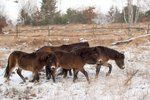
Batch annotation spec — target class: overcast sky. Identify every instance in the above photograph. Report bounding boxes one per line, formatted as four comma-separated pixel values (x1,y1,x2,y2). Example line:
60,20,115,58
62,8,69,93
56,0,126,13
0,0,147,25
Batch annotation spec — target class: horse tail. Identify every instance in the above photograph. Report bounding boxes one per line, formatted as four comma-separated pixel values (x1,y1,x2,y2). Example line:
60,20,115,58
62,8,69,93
4,51,18,78
4,62,10,78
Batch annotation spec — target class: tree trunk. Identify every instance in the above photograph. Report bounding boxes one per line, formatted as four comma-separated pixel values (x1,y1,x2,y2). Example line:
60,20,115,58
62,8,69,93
134,0,140,23
128,0,133,25
123,9,128,23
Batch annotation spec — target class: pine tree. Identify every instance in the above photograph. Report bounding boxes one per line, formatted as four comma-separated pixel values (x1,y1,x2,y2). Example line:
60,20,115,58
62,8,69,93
40,0,57,25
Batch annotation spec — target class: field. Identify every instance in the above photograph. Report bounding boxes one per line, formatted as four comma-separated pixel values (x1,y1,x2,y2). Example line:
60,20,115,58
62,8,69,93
0,24,150,100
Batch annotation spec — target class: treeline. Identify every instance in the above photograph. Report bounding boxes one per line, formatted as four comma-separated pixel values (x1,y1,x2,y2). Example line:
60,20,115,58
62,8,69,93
20,0,150,25
21,0,96,25
106,5,150,23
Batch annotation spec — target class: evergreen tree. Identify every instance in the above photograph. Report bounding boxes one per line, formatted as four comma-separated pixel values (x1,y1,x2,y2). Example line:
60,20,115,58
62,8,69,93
40,0,57,25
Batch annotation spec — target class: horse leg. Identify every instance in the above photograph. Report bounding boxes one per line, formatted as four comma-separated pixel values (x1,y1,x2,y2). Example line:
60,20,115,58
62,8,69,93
46,66,51,80
103,63,112,76
50,68,56,82
73,69,78,82
95,64,101,78
69,69,72,76
80,69,90,83
57,68,64,76
63,69,68,78
16,68,26,82
63,69,72,77
30,72,39,82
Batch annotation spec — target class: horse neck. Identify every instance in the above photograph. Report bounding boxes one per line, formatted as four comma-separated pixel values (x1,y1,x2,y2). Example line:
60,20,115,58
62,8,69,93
98,46,119,60
52,46,62,51
55,51,63,58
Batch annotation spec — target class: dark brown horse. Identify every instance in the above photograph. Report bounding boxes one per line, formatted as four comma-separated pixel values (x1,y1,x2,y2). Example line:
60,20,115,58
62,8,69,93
48,50,92,83
4,51,56,82
36,42,89,79
72,46,125,78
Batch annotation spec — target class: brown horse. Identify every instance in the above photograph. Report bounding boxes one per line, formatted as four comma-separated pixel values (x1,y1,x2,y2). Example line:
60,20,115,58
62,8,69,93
4,51,56,82
48,50,93,83
36,42,89,79
72,46,125,78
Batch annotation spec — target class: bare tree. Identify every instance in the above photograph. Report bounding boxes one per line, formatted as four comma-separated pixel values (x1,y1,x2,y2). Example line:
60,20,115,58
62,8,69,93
127,0,134,25
0,3,7,34
19,0,40,24
134,0,140,23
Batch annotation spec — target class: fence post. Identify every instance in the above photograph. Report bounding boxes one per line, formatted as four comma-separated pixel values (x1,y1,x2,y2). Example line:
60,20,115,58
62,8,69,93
92,24,97,43
48,26,50,36
15,25,19,39
147,24,150,34
47,26,53,45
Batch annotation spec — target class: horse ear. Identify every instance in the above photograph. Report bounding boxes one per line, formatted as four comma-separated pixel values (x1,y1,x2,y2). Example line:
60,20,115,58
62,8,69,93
121,51,125,54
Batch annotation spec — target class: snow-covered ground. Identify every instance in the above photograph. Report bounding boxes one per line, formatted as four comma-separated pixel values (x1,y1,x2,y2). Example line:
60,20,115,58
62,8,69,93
0,44,149,100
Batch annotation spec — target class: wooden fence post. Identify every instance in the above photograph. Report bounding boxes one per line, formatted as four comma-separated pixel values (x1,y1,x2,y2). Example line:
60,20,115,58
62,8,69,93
15,25,19,39
147,24,150,34
48,26,50,36
92,24,97,42
47,26,53,45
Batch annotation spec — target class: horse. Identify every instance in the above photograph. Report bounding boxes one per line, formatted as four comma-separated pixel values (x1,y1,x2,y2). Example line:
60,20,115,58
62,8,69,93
72,46,125,78
48,50,96,83
4,51,56,82
36,42,89,79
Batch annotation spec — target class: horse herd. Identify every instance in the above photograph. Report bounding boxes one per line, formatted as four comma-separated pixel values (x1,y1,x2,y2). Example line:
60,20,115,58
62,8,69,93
4,42,125,83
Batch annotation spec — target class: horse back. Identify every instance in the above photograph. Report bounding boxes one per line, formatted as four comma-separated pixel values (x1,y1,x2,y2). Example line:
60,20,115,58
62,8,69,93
36,46,59,53
61,42,89,52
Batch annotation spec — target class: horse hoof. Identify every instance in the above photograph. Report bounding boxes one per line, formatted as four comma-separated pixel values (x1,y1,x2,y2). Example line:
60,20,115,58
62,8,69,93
23,80,26,82
34,80,39,83
46,75,51,80
63,76,67,79
46,77,50,80
29,80,34,82
53,80,56,83
106,73,110,76
20,81,25,84
95,75,98,79
4,79,9,83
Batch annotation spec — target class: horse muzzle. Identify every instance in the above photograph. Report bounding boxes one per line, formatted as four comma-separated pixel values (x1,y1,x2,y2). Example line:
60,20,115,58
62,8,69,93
121,66,125,69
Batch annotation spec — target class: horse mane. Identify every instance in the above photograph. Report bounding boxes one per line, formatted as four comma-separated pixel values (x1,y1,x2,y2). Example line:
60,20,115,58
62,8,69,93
61,42,89,50
72,47,97,59
96,46,124,59
61,42,89,47
11,51,36,58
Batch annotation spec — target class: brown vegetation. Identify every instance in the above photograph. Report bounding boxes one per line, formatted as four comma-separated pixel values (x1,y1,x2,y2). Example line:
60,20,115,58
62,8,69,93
0,17,7,34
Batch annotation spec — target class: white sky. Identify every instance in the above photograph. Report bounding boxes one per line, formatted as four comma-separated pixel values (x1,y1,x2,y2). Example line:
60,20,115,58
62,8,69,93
0,0,20,25
0,0,148,25
56,0,126,13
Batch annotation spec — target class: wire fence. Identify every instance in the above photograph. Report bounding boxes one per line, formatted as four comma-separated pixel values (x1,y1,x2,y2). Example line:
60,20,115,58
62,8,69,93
1,24,150,38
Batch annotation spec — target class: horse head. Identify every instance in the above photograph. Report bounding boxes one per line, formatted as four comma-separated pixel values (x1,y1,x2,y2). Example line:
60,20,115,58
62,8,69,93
115,53,125,69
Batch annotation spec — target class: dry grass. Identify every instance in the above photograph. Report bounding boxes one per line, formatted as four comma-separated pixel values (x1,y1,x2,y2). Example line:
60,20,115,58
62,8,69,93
1,23,149,51
124,69,139,86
